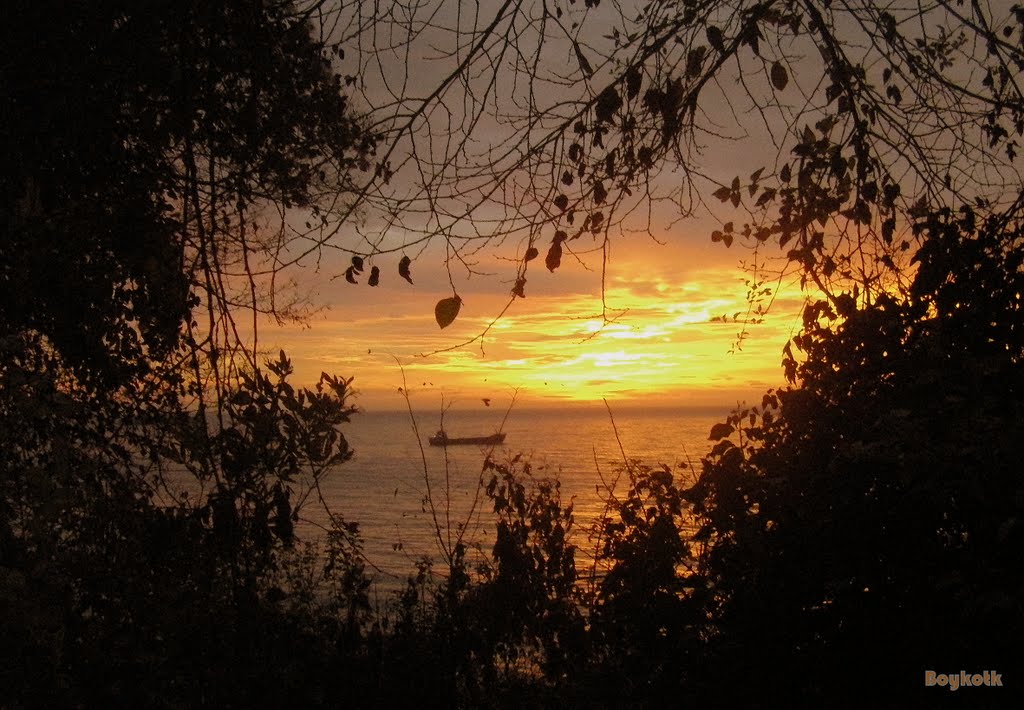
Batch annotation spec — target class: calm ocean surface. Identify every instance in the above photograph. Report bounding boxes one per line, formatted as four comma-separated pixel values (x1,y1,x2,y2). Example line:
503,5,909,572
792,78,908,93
302,403,731,593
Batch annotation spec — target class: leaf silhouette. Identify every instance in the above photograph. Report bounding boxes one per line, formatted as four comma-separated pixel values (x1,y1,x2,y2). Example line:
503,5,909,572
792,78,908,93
756,187,776,207
398,255,413,284
572,40,593,77
708,422,734,440
625,66,642,99
345,266,358,284
685,46,706,77
706,26,725,52
351,255,364,273
595,85,622,124
546,240,563,272
512,277,526,298
770,61,788,91
434,295,462,329
368,265,380,286
524,247,539,262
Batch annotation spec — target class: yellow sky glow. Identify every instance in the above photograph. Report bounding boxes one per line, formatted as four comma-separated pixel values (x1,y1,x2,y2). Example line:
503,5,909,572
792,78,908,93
262,233,806,411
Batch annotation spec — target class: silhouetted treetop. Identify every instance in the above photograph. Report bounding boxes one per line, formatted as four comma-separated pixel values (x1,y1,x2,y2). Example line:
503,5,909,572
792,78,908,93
334,0,1024,324
2,0,377,385
688,206,1024,704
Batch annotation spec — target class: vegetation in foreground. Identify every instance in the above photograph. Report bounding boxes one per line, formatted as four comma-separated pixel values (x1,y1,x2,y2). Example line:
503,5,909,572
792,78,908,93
4,206,1021,707
3,1,1023,707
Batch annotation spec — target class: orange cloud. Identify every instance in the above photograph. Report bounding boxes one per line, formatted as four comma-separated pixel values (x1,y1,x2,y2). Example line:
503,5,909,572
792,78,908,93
261,234,805,410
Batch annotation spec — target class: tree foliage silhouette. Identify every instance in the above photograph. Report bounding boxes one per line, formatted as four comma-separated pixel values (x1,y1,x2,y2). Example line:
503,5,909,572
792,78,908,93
335,0,1024,325
4,0,1024,706
1,2,379,705
690,206,1024,706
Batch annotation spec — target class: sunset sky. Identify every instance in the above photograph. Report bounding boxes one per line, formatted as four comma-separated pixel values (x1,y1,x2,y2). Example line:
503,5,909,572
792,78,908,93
266,223,805,412
258,0,818,412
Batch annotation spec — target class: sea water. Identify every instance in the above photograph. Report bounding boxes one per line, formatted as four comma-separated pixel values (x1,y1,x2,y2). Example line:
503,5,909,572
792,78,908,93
301,403,731,593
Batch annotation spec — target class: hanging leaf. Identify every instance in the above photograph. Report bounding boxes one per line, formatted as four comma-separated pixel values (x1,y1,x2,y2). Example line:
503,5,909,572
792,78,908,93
883,182,901,205
546,239,564,272
685,46,707,77
351,255,364,273
625,65,642,99
756,187,776,207
345,266,358,284
770,61,789,91
706,26,725,52
398,255,413,284
512,277,526,298
593,181,608,204
434,295,462,329
572,40,594,77
554,194,569,211
881,217,895,244
525,247,539,262
595,85,623,124
744,24,762,55
368,265,380,286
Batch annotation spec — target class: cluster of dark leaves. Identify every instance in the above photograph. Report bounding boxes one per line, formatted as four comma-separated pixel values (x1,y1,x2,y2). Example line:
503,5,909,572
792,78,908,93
544,1,1024,308
1,0,377,389
357,454,708,708
1,1,381,707
689,206,1024,707
0,341,375,708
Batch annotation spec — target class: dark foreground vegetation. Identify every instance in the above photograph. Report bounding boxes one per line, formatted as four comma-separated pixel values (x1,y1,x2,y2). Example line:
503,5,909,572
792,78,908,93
3,1,1024,707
